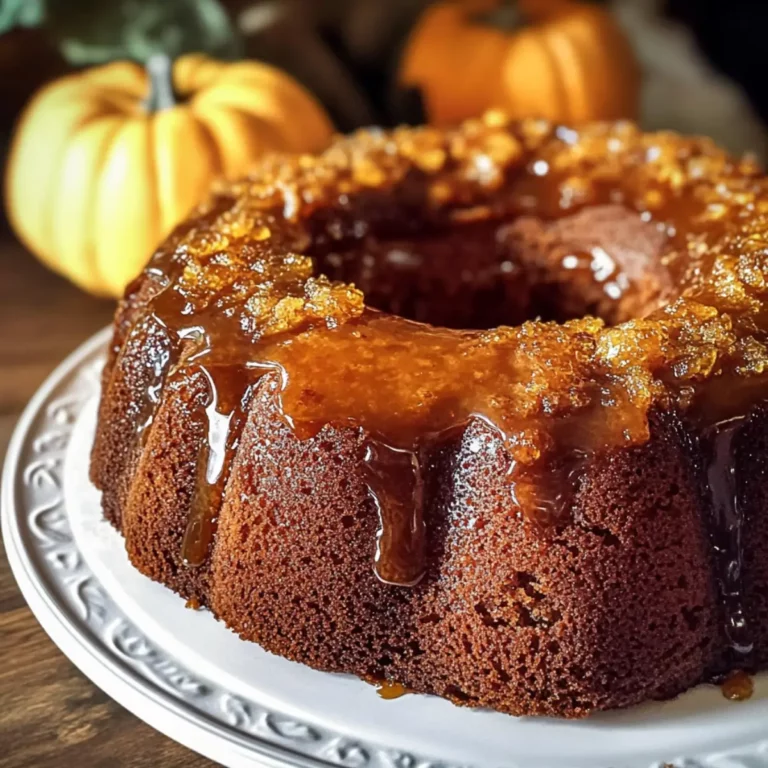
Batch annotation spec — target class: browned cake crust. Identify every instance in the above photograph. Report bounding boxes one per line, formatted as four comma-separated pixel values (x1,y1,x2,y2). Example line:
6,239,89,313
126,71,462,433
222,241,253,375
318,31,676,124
91,114,768,717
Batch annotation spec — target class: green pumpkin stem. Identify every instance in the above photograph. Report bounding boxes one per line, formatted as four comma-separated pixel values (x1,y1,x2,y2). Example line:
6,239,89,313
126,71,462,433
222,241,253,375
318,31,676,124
477,0,525,30
144,54,177,112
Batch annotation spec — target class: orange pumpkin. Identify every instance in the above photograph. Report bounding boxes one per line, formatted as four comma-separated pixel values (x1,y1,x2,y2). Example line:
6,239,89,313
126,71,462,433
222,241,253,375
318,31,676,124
399,0,640,126
5,53,334,298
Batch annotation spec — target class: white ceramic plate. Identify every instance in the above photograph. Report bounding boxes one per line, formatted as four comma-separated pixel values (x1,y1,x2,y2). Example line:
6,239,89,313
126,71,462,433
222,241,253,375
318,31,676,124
4,328,768,768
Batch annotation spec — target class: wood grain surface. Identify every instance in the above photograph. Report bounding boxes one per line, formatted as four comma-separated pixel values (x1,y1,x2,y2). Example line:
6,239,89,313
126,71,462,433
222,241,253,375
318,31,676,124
0,227,215,767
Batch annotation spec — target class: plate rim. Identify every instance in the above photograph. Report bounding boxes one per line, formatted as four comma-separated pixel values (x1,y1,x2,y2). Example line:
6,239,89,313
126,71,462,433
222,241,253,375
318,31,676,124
4,327,768,768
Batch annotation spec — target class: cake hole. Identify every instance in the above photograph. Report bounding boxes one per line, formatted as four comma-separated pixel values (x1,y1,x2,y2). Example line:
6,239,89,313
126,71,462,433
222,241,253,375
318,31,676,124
310,206,670,330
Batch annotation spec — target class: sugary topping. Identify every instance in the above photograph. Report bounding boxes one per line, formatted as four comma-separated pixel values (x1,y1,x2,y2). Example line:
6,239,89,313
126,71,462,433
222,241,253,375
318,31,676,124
134,113,768,585
148,113,768,428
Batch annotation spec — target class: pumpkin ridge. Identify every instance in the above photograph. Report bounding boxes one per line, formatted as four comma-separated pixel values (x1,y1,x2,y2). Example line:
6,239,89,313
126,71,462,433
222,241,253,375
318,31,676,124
191,114,226,181
214,69,333,151
192,89,288,145
539,29,573,122
54,115,125,296
151,111,220,240
171,54,216,95
193,86,311,155
87,116,129,294
40,108,117,269
7,88,105,266
95,118,160,297
80,60,146,98
193,106,280,178
564,10,610,119
551,22,590,121
181,55,226,94
583,11,639,118
143,118,161,296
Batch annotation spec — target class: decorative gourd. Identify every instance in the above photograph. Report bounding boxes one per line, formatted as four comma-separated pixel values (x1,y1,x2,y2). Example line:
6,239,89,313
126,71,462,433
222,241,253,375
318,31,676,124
5,53,334,297
399,0,639,126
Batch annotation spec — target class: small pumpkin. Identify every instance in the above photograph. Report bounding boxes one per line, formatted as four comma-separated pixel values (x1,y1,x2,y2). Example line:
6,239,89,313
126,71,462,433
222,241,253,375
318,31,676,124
5,53,334,297
398,0,639,126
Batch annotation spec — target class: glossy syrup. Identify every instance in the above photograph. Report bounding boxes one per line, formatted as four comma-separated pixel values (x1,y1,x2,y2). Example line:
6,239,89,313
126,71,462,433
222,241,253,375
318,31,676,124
375,681,410,700
181,364,256,567
721,670,754,701
703,417,753,659
363,441,426,586
134,315,175,446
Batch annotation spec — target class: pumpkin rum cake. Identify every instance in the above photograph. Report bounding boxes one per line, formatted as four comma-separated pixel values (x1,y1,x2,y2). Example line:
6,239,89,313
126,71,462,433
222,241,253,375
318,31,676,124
92,114,768,717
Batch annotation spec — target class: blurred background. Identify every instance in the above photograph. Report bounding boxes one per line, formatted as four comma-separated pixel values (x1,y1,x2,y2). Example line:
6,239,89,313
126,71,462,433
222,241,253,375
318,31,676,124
3,0,768,303
3,0,768,306
2,1,768,765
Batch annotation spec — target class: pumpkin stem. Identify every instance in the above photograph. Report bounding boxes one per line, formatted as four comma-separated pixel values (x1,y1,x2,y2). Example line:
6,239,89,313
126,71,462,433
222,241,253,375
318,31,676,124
143,54,177,112
475,2,525,31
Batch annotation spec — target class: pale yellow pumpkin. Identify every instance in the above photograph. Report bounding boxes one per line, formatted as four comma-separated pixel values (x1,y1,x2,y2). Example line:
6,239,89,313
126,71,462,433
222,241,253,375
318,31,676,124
399,0,640,127
5,53,334,297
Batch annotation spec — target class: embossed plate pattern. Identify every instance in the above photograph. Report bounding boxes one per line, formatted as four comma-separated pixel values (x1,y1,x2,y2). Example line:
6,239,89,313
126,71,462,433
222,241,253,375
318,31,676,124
4,328,768,768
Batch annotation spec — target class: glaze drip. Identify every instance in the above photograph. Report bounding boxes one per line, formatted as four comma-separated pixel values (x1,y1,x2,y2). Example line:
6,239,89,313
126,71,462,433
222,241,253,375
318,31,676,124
126,313,175,446
375,681,410,700
508,451,587,527
703,417,753,658
721,670,754,701
181,364,256,567
364,441,426,586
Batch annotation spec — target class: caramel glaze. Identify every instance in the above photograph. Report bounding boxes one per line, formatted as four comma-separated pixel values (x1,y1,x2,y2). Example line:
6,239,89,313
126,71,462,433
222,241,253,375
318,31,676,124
124,114,768,622
702,418,753,659
180,365,256,567
721,670,754,701
375,681,410,700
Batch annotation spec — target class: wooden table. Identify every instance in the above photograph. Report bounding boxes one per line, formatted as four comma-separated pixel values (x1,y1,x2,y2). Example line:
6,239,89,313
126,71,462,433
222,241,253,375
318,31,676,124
0,227,214,767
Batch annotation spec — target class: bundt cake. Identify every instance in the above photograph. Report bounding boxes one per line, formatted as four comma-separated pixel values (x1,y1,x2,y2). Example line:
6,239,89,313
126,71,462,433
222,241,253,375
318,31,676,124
90,113,768,718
